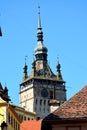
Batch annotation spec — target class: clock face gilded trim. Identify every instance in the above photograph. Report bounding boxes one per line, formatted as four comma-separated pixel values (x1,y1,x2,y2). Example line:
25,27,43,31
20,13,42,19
41,88,48,97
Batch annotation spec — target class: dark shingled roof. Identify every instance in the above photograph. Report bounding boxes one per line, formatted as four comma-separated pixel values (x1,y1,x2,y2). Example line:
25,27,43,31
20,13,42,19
44,85,87,121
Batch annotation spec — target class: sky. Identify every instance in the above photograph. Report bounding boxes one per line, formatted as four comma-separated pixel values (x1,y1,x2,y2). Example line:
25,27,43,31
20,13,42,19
0,0,87,105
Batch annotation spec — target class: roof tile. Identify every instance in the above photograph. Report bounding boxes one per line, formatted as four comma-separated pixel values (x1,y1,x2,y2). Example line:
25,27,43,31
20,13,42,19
20,120,42,130
44,85,87,120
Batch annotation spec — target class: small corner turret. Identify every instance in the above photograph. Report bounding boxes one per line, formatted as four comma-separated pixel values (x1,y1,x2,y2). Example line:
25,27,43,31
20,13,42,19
22,56,28,81
56,61,64,81
0,82,10,103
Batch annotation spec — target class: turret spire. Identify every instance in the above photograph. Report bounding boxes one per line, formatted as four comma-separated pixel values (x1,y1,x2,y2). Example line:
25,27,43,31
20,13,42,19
56,59,64,81
23,56,28,80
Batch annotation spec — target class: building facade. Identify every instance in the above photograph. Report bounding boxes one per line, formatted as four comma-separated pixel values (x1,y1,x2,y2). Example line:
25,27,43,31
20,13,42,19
19,6,66,119
0,82,36,130
0,98,21,130
10,103,36,121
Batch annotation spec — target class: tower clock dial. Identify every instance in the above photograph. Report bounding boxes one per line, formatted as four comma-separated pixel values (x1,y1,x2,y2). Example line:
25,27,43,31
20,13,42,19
41,88,48,97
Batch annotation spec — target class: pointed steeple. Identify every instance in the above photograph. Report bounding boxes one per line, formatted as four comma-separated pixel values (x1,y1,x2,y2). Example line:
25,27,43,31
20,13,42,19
23,56,28,80
37,4,43,42
35,5,48,61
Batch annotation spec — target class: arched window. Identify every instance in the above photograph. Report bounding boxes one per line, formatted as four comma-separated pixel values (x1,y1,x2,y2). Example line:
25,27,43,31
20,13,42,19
36,99,37,104
44,100,46,105
40,99,42,105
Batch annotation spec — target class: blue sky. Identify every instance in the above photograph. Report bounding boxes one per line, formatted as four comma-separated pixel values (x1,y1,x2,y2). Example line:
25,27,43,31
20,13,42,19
0,0,87,105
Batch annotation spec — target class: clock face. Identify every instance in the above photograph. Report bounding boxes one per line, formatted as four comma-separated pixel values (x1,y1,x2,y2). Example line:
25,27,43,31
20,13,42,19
41,88,48,97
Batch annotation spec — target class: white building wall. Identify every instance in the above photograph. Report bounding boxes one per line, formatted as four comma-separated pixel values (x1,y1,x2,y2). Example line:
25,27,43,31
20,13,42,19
20,80,66,118
20,84,34,109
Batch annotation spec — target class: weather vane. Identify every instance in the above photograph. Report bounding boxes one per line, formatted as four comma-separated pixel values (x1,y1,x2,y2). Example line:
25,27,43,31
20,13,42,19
25,56,28,63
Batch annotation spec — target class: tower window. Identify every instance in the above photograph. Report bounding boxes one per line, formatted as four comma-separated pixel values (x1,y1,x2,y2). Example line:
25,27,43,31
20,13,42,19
48,100,50,105
36,99,37,104
43,108,45,112
40,99,42,105
50,91,53,99
44,100,46,105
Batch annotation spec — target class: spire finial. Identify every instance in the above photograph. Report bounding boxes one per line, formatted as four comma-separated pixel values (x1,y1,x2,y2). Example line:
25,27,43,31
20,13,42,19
25,56,27,64
38,3,40,14
57,56,59,64
38,3,41,29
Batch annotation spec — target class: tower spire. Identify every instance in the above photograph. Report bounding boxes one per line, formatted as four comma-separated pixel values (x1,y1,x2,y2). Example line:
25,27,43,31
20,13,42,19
35,4,48,61
37,4,43,42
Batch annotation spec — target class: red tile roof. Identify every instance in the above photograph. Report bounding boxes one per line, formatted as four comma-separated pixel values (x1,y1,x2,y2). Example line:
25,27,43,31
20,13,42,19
20,120,42,130
44,85,87,120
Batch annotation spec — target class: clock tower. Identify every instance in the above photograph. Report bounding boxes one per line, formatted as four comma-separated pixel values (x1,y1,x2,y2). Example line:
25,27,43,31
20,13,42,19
19,6,66,119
